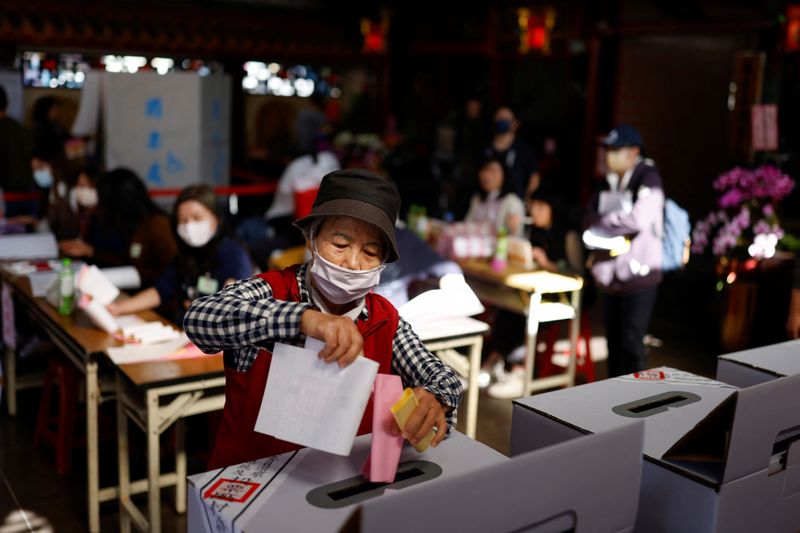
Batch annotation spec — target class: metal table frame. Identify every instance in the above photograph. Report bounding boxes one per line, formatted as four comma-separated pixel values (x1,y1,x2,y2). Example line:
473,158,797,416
116,373,225,533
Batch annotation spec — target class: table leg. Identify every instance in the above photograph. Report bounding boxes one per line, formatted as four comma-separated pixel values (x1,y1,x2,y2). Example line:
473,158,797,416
524,293,542,397
4,346,15,416
566,290,581,387
146,390,161,532
465,337,482,439
86,361,100,533
117,375,131,533
175,417,187,513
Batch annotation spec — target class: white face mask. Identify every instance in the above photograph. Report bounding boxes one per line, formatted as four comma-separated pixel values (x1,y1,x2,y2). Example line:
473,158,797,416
33,168,53,188
309,244,384,305
177,219,215,248
73,186,98,208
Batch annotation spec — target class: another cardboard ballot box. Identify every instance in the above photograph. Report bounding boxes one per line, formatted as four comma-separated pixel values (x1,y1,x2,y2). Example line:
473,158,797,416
187,432,506,533
511,367,800,533
716,339,800,387
343,422,645,533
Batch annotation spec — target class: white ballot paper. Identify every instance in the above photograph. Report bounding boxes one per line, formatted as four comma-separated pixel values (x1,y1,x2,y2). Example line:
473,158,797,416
254,340,378,456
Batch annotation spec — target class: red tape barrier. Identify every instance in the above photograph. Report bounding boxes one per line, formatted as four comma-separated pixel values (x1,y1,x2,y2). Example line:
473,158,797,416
3,183,276,203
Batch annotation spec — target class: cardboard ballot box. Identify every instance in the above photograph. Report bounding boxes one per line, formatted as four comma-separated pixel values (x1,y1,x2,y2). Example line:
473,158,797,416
716,339,800,387
343,422,644,533
187,432,506,533
511,368,800,533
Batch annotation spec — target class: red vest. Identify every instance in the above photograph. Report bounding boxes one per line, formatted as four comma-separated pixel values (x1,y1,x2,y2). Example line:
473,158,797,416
208,267,399,469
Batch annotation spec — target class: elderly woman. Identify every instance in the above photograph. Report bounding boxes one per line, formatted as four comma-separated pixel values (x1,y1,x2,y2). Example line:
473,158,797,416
184,169,462,468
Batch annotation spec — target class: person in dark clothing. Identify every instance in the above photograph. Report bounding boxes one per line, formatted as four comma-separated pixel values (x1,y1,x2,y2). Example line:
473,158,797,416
108,184,253,324
60,168,177,287
0,86,36,217
31,96,68,164
482,105,540,199
584,124,664,376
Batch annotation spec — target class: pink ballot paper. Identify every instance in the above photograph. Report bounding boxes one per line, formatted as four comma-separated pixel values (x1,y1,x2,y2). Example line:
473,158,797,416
362,374,404,483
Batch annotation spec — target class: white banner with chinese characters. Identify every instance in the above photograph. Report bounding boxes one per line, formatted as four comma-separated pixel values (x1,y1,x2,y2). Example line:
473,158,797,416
103,71,231,189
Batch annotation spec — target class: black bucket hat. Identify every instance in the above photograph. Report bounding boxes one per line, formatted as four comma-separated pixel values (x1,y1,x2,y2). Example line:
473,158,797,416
293,169,401,262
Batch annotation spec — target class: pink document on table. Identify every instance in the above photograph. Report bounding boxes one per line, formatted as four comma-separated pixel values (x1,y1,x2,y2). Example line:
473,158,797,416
363,373,404,483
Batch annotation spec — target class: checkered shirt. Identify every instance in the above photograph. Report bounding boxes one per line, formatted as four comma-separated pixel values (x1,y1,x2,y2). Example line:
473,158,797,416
183,263,463,432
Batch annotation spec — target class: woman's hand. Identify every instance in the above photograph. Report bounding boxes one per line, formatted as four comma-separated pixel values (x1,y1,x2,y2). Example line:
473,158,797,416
532,246,552,270
390,387,447,447
300,309,364,367
60,239,94,258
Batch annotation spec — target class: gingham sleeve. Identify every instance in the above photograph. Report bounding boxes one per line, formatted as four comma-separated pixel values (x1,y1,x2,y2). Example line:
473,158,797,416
183,276,312,371
391,318,464,433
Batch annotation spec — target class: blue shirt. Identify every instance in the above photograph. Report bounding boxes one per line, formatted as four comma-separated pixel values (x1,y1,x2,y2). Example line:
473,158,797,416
155,237,253,323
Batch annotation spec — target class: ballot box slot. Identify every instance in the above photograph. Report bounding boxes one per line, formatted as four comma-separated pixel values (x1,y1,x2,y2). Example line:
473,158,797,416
306,460,443,509
612,391,701,418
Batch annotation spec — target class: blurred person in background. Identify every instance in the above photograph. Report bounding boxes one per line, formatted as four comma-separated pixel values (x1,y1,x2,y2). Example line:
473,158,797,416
0,86,37,218
60,168,177,287
464,157,525,237
483,105,540,199
237,137,340,269
108,184,252,324
584,124,664,377
48,163,99,241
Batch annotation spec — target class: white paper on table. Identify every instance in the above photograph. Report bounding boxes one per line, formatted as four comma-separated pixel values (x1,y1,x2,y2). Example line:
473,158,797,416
82,300,119,334
254,341,378,456
598,191,632,215
99,266,141,290
398,273,484,323
106,333,190,365
77,265,120,305
0,233,58,260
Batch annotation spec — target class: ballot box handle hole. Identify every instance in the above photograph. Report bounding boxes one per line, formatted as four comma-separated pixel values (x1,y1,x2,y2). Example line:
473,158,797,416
769,424,800,476
612,391,701,418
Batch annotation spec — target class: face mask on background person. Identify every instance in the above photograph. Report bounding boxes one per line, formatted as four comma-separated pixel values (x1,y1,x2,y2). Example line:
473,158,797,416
177,219,215,248
33,168,54,188
495,119,512,134
73,186,98,208
309,243,385,305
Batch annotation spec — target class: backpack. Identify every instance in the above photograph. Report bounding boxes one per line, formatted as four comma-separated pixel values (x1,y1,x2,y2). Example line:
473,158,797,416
662,198,691,272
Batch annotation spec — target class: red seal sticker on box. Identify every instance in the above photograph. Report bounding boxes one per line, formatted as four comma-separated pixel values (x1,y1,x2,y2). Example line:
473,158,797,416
203,478,261,503
632,370,666,380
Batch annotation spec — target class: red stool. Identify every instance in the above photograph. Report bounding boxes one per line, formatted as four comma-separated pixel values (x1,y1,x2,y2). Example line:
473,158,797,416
33,356,82,475
534,311,596,383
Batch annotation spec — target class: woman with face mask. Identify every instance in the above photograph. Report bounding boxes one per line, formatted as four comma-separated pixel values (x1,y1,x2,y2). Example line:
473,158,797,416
183,169,462,469
60,168,177,288
107,184,253,324
49,164,99,242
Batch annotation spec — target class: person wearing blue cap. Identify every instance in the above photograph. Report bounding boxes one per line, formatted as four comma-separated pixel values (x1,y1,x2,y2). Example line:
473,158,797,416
584,124,664,376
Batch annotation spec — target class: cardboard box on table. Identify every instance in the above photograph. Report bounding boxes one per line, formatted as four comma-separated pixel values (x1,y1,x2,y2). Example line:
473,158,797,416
716,340,800,387
343,422,645,533
511,367,800,533
187,432,506,533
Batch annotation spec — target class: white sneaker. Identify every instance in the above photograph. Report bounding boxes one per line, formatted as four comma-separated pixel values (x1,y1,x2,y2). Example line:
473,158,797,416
487,367,527,399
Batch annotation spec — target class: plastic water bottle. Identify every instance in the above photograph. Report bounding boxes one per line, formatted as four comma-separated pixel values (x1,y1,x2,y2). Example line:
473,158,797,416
491,227,508,272
58,258,75,315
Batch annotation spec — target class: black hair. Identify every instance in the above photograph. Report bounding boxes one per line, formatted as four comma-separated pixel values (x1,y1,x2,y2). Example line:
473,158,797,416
32,96,59,126
477,156,517,200
0,86,7,112
96,168,163,236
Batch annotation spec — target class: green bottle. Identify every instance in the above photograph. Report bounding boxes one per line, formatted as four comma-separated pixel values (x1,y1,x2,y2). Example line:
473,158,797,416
58,258,75,315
